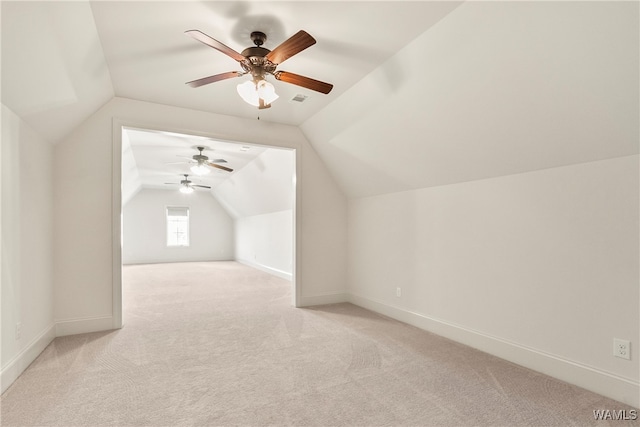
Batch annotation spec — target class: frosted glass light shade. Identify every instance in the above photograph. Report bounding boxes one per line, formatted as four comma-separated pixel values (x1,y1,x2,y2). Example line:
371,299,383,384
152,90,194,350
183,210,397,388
257,80,279,104
190,163,210,175
179,185,194,194
236,80,259,106
236,79,279,106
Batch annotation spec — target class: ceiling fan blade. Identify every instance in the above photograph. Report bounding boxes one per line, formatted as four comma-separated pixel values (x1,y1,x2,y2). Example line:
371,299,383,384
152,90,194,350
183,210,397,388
186,71,242,88
265,30,316,65
192,185,212,189
185,30,245,62
209,159,228,163
164,183,178,185
207,162,233,172
274,71,333,94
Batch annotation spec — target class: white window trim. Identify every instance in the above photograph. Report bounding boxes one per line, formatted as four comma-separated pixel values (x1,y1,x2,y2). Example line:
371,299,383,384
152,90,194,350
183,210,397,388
166,206,190,247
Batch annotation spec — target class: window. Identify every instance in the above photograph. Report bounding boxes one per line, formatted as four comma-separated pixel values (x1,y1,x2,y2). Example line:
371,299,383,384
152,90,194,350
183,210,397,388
166,206,189,247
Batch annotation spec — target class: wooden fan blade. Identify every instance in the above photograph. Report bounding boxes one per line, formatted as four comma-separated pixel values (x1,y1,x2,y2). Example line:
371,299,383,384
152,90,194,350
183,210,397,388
186,71,242,88
274,71,333,94
207,162,233,172
185,30,245,62
192,185,212,189
265,30,316,65
209,159,228,163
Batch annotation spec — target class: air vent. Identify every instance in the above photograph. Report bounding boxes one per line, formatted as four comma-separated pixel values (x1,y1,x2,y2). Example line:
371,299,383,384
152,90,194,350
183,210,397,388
291,94,309,103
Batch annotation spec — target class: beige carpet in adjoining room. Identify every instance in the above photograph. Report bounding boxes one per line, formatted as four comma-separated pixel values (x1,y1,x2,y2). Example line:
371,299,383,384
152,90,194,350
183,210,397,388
1,261,635,426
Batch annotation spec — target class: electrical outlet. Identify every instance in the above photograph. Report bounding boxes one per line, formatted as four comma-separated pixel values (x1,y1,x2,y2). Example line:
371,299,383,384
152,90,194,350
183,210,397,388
396,287,401,297
15,322,22,340
613,338,631,360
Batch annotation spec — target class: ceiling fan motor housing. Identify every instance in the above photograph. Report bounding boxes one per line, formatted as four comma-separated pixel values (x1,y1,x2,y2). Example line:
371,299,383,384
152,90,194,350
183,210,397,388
193,147,209,163
240,52,276,79
242,31,270,61
241,46,270,58
240,31,278,80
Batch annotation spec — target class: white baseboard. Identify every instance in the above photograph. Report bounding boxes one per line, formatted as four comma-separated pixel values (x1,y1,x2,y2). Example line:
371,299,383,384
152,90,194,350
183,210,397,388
299,292,348,307
1,324,55,394
236,259,293,281
55,316,114,337
348,292,640,408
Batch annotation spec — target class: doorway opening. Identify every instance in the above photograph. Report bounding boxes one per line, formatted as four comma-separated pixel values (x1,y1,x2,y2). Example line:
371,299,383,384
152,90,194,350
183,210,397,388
112,124,298,328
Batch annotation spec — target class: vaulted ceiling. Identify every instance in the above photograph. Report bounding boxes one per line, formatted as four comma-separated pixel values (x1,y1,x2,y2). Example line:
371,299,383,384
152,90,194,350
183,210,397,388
2,1,461,140
2,1,638,200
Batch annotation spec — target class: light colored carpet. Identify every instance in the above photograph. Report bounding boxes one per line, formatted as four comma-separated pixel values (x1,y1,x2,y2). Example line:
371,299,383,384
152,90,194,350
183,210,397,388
1,261,636,426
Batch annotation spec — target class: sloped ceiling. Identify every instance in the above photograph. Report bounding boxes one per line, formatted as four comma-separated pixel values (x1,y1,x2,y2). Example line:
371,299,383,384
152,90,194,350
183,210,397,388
213,148,294,219
2,1,638,202
302,1,639,198
89,1,462,127
2,1,462,141
1,1,113,144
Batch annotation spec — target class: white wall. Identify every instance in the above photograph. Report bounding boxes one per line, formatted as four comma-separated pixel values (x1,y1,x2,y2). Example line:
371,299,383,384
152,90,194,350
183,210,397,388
121,129,142,206
122,189,233,265
1,105,55,392
348,155,639,406
53,97,347,333
235,210,293,280
214,148,294,280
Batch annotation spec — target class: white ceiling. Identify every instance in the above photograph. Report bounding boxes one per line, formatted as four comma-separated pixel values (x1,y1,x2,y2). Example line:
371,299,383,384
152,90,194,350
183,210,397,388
1,1,113,144
1,0,462,194
2,1,638,200
89,1,462,126
123,127,268,190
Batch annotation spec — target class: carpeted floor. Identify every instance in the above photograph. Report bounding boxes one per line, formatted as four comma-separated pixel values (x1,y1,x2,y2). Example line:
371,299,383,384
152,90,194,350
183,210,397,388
0,261,636,426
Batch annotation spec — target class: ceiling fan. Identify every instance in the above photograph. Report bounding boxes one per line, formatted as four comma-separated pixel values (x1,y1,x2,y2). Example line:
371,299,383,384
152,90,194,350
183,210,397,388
185,29,333,109
165,174,211,194
170,146,234,175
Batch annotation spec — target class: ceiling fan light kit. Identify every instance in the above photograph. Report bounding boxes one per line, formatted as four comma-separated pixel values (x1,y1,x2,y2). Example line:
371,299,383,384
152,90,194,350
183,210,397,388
167,174,212,194
179,185,194,194
167,146,234,194
185,29,333,109
236,79,279,108
190,163,210,175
